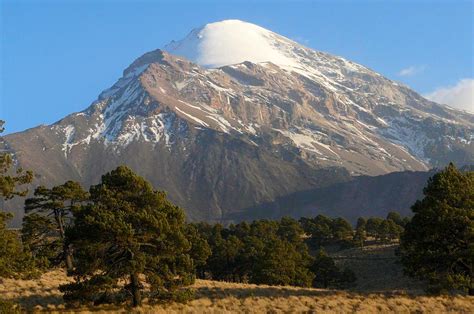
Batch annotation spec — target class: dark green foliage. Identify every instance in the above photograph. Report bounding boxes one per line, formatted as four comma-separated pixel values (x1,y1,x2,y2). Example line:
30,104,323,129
400,163,474,295
353,227,366,248
356,217,367,230
310,249,356,289
300,215,333,247
331,217,353,242
338,267,357,288
251,236,313,287
378,219,403,243
60,166,195,307
251,218,314,287
0,212,39,279
401,217,411,227
0,121,33,200
21,213,60,269
386,212,403,226
196,217,314,287
299,215,353,249
365,217,384,239
185,224,211,279
360,214,406,244
0,121,37,279
23,181,88,271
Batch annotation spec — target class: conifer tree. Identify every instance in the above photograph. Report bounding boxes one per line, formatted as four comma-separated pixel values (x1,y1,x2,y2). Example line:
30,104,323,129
23,181,88,272
310,249,356,289
400,163,473,294
386,212,403,226
0,120,35,279
0,121,33,200
0,212,38,278
353,226,366,248
60,166,195,307
184,224,211,279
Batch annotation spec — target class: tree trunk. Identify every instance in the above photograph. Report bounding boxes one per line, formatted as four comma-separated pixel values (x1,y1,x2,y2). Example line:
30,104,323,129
65,244,74,274
55,210,65,239
469,287,473,296
130,273,142,307
55,211,74,273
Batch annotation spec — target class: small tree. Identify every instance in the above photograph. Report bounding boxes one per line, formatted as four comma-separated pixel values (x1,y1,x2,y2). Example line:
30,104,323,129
331,217,353,241
353,227,366,248
365,217,383,240
310,249,338,288
310,249,356,289
400,163,473,295
60,166,195,307
386,212,403,226
184,224,211,279
251,236,314,287
300,215,333,248
356,217,367,230
23,181,88,272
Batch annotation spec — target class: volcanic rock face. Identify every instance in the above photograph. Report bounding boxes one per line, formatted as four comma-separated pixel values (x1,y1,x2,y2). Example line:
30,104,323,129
3,20,474,224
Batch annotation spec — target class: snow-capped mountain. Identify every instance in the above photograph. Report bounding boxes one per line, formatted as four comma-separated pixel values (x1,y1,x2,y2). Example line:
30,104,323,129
4,20,474,224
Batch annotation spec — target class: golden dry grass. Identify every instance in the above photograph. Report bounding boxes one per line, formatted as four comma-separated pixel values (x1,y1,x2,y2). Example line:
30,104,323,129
1,269,473,313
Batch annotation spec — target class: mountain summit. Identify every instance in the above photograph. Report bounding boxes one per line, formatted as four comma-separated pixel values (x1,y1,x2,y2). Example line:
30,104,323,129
4,20,474,224
164,20,302,68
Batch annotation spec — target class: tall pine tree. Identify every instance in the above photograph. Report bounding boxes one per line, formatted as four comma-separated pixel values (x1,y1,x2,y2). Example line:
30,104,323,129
60,166,195,307
400,163,473,294
23,181,88,271
0,120,35,279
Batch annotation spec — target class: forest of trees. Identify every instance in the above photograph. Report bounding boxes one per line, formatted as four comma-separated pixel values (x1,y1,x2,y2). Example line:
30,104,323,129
0,119,473,308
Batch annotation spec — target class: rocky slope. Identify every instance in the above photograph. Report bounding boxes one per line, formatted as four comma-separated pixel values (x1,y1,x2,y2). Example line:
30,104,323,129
3,20,473,224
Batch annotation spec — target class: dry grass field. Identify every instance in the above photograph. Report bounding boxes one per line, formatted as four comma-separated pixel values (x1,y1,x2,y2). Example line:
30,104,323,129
1,244,473,313
2,269,474,313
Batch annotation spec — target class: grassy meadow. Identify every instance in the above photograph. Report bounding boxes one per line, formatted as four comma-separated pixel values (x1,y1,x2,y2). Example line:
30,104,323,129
2,244,473,313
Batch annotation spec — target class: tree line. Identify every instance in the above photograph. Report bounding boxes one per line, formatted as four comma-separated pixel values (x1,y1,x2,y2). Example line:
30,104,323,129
0,120,473,309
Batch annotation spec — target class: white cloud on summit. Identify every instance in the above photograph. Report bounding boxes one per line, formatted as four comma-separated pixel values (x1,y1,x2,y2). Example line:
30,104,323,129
398,65,426,77
424,78,474,113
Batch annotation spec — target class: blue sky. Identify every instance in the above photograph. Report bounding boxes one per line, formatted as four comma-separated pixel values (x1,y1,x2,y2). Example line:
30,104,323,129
1,0,473,134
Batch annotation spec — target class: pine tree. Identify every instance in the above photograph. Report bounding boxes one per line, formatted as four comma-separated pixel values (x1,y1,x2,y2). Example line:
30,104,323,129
0,120,36,279
184,224,211,279
310,249,356,289
386,212,403,226
310,249,340,288
331,217,353,241
0,121,33,200
400,163,474,294
356,217,367,230
23,181,88,272
300,215,333,248
60,166,195,307
247,219,314,287
0,212,38,279
365,217,383,240
353,227,366,248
